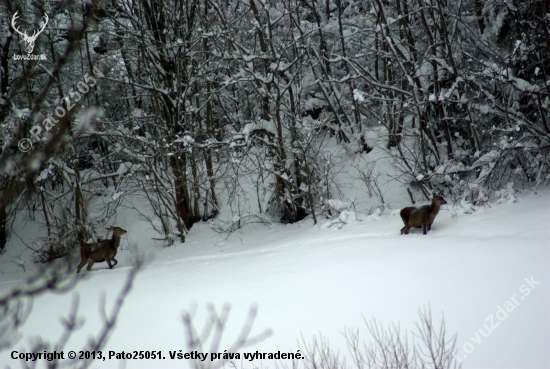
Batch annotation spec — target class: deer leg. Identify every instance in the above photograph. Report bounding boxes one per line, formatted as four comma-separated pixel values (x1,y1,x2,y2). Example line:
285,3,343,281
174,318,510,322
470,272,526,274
422,223,427,235
427,223,432,232
106,257,113,269
111,257,118,267
87,260,95,271
76,258,87,274
401,216,410,234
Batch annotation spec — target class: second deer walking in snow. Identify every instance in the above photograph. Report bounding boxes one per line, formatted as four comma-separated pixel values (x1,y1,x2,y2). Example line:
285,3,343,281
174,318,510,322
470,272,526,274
400,195,447,235
76,227,127,273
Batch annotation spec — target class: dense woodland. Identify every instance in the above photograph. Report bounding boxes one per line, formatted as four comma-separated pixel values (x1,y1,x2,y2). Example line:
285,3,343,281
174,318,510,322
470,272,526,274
0,0,549,258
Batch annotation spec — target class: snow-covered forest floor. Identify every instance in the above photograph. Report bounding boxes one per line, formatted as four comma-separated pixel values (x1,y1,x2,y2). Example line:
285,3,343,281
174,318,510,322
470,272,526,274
1,184,548,368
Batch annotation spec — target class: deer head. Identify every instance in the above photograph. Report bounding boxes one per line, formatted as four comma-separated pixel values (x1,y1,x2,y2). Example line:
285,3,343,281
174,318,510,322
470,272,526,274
11,11,49,54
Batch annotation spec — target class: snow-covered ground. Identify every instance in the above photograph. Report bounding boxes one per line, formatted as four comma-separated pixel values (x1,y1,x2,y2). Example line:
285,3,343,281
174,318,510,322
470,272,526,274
1,187,548,368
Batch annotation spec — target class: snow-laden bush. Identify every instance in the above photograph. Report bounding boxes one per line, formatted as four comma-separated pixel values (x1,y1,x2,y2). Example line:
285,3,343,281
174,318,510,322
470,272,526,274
301,306,461,369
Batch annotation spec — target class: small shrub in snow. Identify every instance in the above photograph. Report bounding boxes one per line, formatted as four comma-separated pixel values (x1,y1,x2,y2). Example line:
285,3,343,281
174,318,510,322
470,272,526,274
210,215,272,238
451,198,483,218
301,306,461,369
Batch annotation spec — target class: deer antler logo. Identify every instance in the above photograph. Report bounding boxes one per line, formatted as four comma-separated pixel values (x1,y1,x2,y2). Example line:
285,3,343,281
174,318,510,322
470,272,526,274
11,11,49,54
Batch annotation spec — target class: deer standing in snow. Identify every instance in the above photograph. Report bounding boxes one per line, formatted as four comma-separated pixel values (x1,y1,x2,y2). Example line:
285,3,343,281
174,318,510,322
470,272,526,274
76,227,127,273
400,195,447,235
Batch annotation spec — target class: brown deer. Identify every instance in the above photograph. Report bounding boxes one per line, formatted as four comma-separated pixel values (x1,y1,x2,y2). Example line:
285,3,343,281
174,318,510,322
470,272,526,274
400,195,447,235
76,227,127,273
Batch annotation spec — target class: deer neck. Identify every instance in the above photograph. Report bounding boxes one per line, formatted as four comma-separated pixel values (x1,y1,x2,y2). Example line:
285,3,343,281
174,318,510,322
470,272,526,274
111,234,122,249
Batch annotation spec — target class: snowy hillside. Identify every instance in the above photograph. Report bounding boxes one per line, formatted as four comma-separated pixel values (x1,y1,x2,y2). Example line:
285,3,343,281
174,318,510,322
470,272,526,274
1,187,548,369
